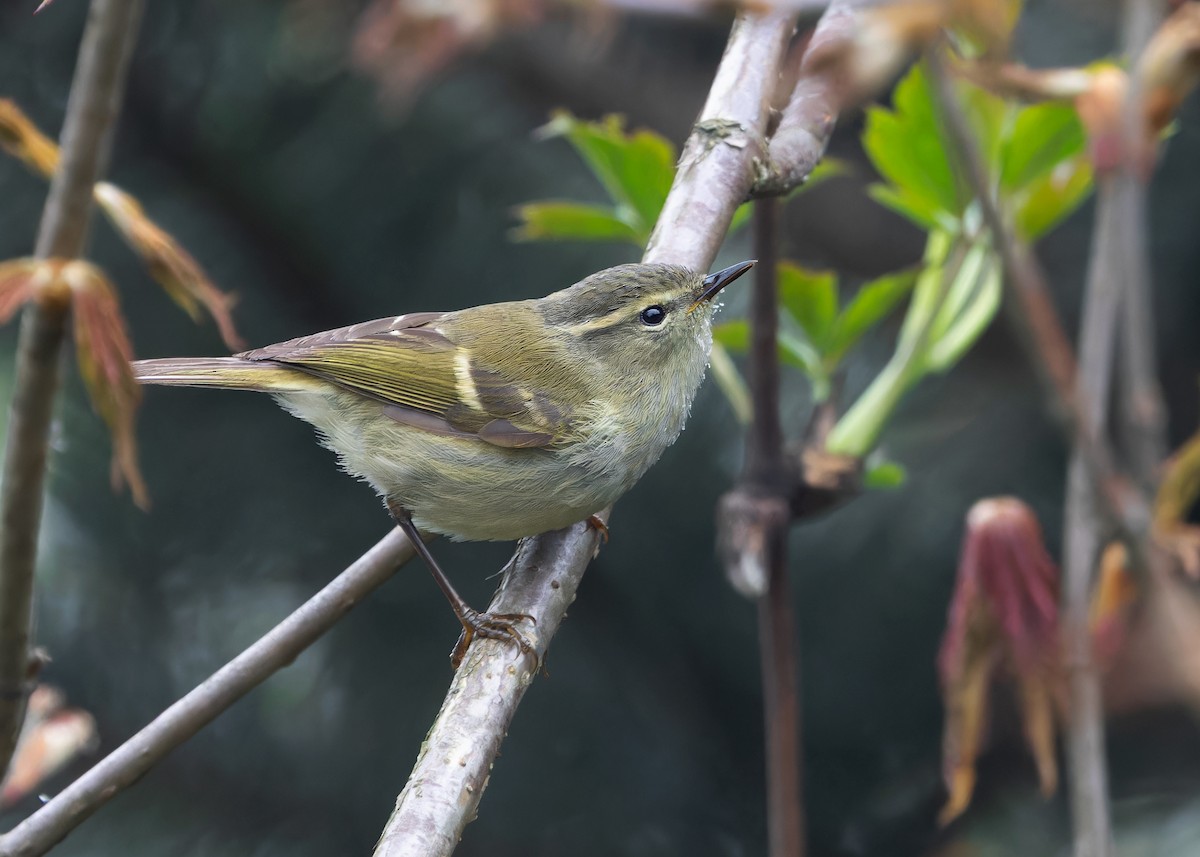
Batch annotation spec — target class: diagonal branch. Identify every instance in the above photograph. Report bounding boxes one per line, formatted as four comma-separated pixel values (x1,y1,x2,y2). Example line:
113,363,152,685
0,529,415,857
373,7,855,854
0,0,146,778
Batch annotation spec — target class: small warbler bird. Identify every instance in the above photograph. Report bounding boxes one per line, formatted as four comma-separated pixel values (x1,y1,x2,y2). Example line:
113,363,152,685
134,259,754,664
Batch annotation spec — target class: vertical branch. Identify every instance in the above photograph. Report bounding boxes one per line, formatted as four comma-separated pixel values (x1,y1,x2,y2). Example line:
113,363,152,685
1061,179,1121,857
1115,0,1170,485
750,199,806,857
0,0,145,776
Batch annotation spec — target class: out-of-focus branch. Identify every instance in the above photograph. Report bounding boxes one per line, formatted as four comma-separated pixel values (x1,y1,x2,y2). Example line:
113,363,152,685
752,0,853,197
0,529,415,857
376,8,821,854
1060,178,1121,857
1115,0,1170,486
925,54,1152,549
0,0,145,779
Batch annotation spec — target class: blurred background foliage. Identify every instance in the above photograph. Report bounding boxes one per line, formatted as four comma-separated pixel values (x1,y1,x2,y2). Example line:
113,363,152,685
2,1,1200,855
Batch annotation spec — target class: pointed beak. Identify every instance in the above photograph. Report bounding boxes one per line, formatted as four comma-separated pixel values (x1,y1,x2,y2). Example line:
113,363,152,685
690,260,756,311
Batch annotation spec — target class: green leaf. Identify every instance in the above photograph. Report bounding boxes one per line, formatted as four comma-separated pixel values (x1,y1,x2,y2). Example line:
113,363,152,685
1000,101,1087,191
866,184,942,230
537,112,676,242
862,64,961,223
778,263,838,353
864,460,907,490
827,268,918,364
1012,155,1094,240
511,201,640,244
712,319,749,352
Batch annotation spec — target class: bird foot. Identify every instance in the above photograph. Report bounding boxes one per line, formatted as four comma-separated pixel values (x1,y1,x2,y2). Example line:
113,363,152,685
586,514,609,543
450,606,538,671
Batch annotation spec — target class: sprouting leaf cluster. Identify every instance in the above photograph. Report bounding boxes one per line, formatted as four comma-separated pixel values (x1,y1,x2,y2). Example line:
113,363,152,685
516,64,1094,482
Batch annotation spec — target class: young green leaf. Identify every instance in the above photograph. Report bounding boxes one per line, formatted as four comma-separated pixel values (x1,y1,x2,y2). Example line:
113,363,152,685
536,112,676,241
712,319,750,352
1000,101,1087,191
864,460,907,490
1012,155,1094,240
827,269,918,364
511,201,640,244
778,264,838,353
863,64,961,225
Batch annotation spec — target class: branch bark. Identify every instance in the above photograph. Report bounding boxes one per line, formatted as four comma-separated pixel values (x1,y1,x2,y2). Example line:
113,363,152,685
0,528,415,857
749,199,806,857
374,7,856,854
0,0,145,777
1114,0,1170,486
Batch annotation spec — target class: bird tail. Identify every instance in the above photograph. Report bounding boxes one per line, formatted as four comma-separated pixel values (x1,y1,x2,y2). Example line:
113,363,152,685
132,357,322,393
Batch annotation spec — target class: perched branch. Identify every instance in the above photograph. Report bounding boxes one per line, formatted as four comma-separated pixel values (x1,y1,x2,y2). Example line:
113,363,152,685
0,529,415,857
373,525,598,856
0,0,145,778
376,7,846,853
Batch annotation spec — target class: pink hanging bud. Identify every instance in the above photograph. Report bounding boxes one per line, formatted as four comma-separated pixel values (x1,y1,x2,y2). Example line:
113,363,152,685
937,497,1062,825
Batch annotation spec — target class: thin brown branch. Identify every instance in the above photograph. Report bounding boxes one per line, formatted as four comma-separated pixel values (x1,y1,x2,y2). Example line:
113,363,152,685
925,53,1152,548
0,0,145,778
376,8,827,854
1115,0,1170,487
752,0,853,198
1061,177,1122,857
0,528,415,857
750,199,806,857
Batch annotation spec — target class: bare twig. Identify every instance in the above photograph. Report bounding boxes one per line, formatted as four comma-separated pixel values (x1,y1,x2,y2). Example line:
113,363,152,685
750,199,806,857
925,54,1152,550
377,9,820,853
1115,0,1170,486
0,529,415,857
752,0,853,198
1060,176,1122,857
0,0,145,777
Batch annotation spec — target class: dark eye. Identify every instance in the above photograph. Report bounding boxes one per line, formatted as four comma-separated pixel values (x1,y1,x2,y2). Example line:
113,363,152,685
640,305,666,326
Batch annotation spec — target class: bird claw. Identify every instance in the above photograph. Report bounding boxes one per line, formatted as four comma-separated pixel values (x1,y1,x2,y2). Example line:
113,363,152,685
450,607,539,671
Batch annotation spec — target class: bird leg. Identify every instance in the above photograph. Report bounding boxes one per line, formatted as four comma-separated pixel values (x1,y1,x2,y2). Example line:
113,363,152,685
388,502,537,670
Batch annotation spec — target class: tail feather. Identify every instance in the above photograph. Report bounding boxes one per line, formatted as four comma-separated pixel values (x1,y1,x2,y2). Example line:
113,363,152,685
132,357,322,393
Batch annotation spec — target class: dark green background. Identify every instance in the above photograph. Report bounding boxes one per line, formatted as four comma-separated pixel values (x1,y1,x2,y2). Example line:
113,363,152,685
2,2,1200,855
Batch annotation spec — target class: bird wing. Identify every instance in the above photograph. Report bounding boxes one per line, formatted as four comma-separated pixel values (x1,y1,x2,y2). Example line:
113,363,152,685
238,313,572,449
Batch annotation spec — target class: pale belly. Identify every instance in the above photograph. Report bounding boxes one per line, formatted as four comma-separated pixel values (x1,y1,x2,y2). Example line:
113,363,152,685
275,390,637,541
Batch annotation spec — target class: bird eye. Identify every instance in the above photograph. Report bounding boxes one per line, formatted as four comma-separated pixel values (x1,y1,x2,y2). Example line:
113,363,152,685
640,305,666,326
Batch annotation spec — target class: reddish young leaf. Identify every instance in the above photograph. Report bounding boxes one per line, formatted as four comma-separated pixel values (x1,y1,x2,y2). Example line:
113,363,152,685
93,183,243,351
62,261,149,509
0,99,59,178
0,685,98,808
